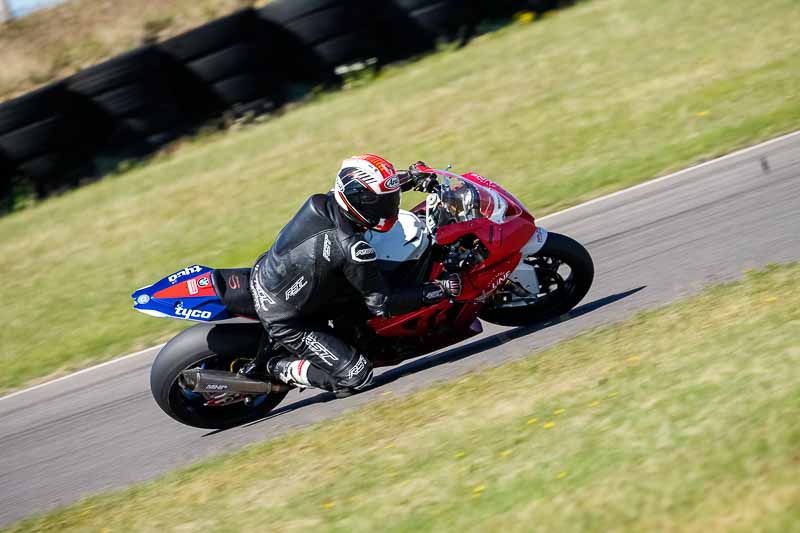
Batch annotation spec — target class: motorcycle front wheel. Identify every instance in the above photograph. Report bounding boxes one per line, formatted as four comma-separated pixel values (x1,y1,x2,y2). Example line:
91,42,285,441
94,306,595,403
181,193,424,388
150,323,288,429
479,232,594,327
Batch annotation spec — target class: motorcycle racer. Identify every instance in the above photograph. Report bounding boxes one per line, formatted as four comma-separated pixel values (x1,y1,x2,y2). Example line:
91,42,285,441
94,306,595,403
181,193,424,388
250,154,462,394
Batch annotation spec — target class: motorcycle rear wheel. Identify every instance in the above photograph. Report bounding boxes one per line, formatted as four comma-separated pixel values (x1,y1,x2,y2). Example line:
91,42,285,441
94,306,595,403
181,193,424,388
479,232,594,327
150,323,288,429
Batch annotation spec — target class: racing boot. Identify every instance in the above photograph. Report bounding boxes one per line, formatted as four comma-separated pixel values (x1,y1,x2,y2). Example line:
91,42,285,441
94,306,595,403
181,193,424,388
267,357,313,389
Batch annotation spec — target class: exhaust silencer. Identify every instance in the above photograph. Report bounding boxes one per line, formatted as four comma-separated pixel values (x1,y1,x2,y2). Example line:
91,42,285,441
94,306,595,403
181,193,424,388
180,368,272,395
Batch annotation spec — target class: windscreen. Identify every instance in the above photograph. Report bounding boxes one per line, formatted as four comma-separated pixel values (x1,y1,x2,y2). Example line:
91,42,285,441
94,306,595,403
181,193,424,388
439,176,509,224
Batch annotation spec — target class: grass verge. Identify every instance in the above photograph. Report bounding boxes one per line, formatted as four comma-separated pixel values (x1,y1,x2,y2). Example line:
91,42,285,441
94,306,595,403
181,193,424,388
6,263,800,532
1,0,799,392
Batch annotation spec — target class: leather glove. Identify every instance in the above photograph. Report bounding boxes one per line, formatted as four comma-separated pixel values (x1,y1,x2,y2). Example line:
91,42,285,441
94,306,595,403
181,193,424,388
421,273,462,304
437,272,463,297
408,161,438,193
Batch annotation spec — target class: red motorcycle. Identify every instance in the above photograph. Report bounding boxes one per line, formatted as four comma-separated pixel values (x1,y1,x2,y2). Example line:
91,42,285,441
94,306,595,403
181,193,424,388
134,166,594,428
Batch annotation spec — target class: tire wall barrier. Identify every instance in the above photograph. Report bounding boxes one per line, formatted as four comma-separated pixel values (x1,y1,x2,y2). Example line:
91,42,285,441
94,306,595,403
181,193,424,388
0,0,563,206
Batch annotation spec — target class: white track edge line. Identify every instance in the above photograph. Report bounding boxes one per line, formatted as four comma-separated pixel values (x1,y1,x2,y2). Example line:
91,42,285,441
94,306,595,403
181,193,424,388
537,129,800,222
3,129,798,402
0,344,165,402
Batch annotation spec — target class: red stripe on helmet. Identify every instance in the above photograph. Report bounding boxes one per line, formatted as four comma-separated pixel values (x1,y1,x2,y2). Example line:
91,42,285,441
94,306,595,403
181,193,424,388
354,154,395,179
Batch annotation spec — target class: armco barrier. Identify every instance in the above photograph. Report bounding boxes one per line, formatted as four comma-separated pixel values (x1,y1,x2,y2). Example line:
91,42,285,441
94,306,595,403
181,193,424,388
0,0,559,208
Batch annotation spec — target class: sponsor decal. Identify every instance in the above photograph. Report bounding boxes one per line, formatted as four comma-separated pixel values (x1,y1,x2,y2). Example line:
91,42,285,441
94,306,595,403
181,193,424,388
168,265,203,284
228,275,240,290
384,175,400,190
470,173,495,187
187,279,199,295
347,354,368,379
198,276,210,287
490,270,512,291
204,384,228,391
136,294,150,305
304,333,339,366
424,285,445,301
174,303,212,320
351,241,377,263
285,276,308,301
323,234,332,262
250,265,276,312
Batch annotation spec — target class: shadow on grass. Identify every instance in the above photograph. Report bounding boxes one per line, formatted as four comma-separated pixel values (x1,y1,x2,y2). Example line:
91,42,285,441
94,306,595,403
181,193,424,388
214,285,645,435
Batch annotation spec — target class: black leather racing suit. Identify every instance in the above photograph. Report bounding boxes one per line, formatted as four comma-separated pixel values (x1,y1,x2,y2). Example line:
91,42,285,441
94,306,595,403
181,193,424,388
250,192,441,392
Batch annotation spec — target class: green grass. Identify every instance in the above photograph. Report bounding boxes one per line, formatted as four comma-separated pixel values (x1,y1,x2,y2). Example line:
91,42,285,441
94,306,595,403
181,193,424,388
1,0,800,393
7,263,799,532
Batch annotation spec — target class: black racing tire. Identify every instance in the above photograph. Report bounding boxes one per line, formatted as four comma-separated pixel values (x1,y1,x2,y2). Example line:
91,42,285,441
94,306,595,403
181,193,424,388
313,32,379,66
479,232,594,327
408,0,470,36
91,83,161,117
259,0,378,69
122,106,184,136
284,6,350,45
67,46,163,96
150,323,288,429
0,115,67,162
258,0,342,25
211,73,280,108
392,0,442,10
16,150,92,197
526,0,561,13
185,43,262,84
91,83,188,136
0,152,15,210
0,82,69,135
158,9,256,62
478,0,523,16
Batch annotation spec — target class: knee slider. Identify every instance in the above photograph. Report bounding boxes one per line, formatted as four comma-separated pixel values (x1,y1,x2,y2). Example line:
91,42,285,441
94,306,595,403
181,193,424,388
335,354,373,390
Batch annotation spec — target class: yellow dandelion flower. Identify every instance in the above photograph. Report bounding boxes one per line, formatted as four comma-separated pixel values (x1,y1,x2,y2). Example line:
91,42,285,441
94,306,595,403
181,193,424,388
527,418,538,425
697,111,710,117
557,471,567,479
454,451,466,459
554,409,565,415
765,296,778,303
499,449,513,457
323,502,335,509
544,421,555,429
473,484,486,493
589,401,600,407
626,355,640,363
517,11,536,24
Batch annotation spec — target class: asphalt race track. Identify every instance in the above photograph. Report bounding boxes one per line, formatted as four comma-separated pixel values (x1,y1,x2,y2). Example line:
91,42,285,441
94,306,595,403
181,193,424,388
1,132,799,526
